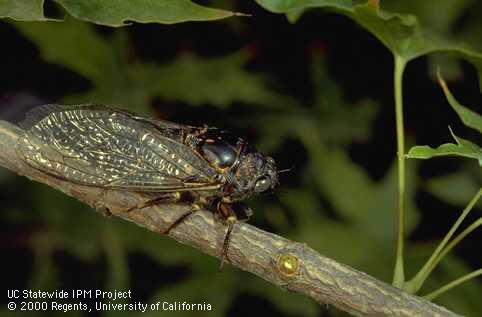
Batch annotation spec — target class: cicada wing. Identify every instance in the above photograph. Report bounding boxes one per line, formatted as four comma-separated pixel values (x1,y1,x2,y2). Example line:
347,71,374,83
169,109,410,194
19,104,190,135
17,104,220,192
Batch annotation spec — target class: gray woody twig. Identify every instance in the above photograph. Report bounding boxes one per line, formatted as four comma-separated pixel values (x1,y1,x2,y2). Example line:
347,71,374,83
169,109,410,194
0,119,459,317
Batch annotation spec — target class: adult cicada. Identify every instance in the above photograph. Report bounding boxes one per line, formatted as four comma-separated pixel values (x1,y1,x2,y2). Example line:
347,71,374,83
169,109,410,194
16,104,279,267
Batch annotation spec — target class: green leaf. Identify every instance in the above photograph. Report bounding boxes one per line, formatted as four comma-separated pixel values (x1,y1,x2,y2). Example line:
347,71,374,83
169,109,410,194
297,214,396,280
311,55,379,141
279,189,325,229
13,19,118,85
382,0,475,81
1,0,240,25
382,0,474,34
286,9,305,23
407,128,482,166
281,189,392,276
254,0,482,89
133,52,289,108
12,20,286,110
407,73,482,166
0,0,54,21
308,149,420,242
55,0,239,26
56,0,240,26
254,0,354,13
279,186,397,280
438,72,482,134
426,173,482,209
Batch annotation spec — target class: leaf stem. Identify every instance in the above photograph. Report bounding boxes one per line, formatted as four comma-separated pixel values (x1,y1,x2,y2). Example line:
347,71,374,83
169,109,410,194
423,268,482,301
392,55,407,288
404,187,482,293
432,216,482,268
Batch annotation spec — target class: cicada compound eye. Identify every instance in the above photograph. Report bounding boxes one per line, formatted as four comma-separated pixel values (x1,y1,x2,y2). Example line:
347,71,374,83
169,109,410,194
254,175,271,193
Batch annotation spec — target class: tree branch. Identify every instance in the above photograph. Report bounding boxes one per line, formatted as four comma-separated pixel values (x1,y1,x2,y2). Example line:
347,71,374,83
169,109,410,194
0,119,459,317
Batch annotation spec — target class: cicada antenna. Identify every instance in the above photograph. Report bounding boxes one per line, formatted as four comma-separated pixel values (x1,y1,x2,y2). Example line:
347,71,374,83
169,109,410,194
277,165,294,175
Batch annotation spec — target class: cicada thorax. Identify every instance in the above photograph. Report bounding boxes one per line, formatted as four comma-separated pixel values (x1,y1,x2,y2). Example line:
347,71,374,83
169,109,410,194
200,140,237,170
194,128,243,172
179,127,249,204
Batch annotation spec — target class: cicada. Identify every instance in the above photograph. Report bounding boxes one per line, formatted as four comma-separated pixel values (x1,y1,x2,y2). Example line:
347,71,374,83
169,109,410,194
17,104,279,267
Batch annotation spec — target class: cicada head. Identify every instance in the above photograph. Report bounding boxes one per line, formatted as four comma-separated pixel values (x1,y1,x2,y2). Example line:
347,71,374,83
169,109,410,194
231,144,279,199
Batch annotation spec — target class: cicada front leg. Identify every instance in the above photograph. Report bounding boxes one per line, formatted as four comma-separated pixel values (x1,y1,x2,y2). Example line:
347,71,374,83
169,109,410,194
217,202,252,271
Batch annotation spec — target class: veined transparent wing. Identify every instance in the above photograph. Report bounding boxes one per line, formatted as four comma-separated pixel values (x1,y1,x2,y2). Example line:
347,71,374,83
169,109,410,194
17,104,221,192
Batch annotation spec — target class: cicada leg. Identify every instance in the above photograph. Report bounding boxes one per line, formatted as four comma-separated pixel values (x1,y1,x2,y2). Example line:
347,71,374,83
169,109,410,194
162,204,200,235
219,215,236,271
124,192,181,213
123,192,200,235
217,202,251,271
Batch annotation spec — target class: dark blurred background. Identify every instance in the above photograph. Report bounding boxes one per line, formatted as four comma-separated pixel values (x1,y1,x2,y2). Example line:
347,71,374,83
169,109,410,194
0,0,481,316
